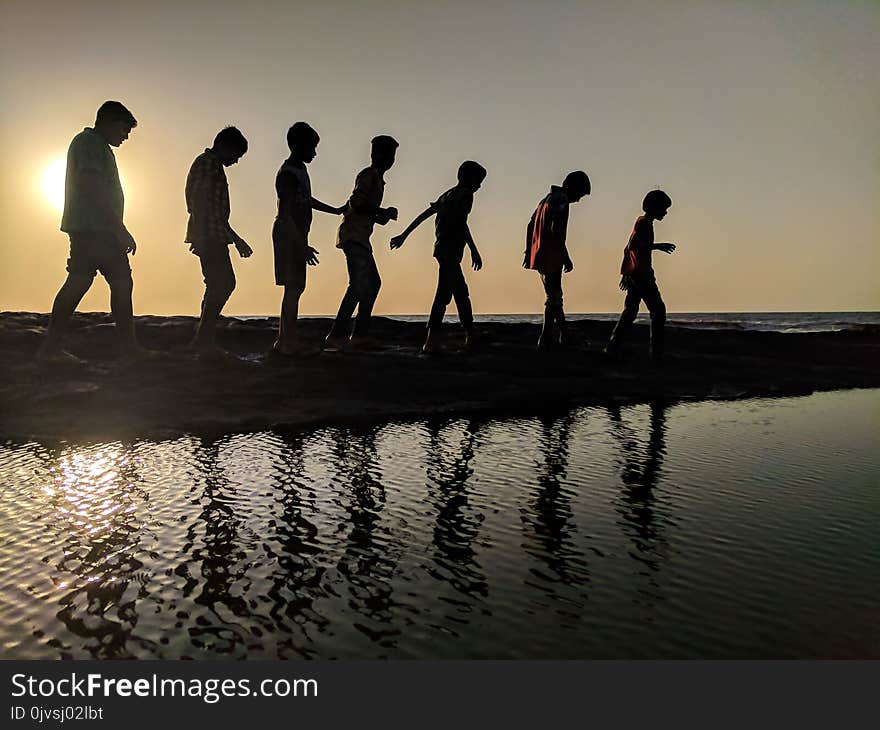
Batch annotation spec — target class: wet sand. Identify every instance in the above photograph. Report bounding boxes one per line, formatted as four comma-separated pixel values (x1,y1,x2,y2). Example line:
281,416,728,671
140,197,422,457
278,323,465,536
1,311,878,441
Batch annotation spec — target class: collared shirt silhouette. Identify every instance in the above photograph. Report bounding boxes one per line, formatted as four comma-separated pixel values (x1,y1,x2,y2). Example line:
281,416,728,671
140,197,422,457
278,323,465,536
40,101,144,362
336,165,385,250
61,127,124,234
185,148,234,248
525,185,570,274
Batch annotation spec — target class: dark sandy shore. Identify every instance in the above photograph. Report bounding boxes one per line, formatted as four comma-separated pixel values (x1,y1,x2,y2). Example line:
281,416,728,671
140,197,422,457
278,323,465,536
1,311,877,441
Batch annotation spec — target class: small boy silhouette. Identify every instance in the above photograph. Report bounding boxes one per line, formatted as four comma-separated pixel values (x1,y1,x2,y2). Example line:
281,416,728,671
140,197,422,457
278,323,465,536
523,171,591,350
272,122,345,355
390,160,487,353
606,190,676,361
185,126,252,357
326,135,399,349
40,101,143,362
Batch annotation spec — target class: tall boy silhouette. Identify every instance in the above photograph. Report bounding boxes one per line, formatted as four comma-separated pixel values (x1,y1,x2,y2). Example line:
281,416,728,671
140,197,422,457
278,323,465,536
40,100,143,362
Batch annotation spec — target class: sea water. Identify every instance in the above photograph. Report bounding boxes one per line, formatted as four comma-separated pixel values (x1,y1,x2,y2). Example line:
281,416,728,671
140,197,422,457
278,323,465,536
0,389,877,658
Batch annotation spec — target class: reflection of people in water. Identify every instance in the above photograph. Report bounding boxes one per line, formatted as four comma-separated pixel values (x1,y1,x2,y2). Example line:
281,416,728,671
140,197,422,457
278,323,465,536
177,436,251,654
44,444,147,658
332,425,401,646
263,432,328,654
424,418,488,600
607,401,670,576
522,412,590,587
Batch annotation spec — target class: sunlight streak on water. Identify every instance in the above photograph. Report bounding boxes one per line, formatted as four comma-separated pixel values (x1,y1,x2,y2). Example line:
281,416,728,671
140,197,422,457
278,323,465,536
0,390,877,659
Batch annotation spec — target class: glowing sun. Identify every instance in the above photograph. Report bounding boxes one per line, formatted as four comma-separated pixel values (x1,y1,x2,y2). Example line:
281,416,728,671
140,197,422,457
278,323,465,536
41,158,66,211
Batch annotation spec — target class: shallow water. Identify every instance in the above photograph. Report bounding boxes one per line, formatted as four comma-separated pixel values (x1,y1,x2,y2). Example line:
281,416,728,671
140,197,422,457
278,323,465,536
0,390,877,659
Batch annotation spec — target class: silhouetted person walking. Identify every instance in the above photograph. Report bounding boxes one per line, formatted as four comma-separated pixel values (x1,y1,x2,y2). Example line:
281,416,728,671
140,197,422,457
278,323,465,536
40,101,143,362
390,161,487,353
273,122,345,355
523,171,591,350
606,190,676,361
325,135,399,349
185,127,252,357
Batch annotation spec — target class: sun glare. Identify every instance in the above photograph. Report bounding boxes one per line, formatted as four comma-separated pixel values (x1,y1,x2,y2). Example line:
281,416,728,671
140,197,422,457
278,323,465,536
41,158,66,212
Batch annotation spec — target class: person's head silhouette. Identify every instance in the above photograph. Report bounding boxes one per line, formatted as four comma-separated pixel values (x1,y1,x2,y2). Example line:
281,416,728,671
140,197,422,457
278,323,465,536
287,122,320,163
213,126,248,166
643,189,672,220
95,100,137,147
370,135,398,172
457,160,487,192
562,170,590,202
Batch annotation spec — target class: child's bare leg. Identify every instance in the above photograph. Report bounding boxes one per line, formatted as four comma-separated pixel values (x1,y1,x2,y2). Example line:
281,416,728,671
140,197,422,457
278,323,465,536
41,273,93,356
538,272,562,348
108,272,139,353
538,305,554,348
275,285,302,353
554,306,567,346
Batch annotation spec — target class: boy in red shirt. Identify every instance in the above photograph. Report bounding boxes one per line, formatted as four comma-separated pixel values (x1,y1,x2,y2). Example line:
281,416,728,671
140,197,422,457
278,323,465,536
523,171,591,349
606,190,676,360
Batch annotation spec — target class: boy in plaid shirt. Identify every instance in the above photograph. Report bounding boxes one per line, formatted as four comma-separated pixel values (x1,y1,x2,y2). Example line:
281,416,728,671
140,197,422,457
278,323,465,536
185,126,252,356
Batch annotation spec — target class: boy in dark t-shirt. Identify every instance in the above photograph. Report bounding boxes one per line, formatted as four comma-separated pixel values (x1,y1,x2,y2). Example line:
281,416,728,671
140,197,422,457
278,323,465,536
272,122,345,355
605,189,676,361
390,161,487,353
524,171,590,350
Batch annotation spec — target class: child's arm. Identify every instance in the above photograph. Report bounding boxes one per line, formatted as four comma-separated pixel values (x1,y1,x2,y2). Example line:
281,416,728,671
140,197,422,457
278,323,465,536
348,169,397,223
389,205,435,249
552,210,573,272
465,225,482,270
652,242,676,253
523,210,536,268
311,197,346,215
276,171,317,263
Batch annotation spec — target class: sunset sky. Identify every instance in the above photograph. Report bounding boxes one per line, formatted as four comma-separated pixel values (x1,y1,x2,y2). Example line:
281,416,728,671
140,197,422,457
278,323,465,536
1,0,877,316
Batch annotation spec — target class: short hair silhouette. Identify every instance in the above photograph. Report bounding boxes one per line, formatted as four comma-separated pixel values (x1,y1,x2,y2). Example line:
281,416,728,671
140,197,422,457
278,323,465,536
457,160,487,187
563,171,590,197
287,122,320,150
214,126,248,154
643,189,672,213
95,101,137,128
371,134,399,152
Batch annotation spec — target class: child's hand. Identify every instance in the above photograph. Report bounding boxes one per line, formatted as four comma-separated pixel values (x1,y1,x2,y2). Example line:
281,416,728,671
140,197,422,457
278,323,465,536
235,239,253,258
471,251,483,271
563,257,574,273
656,242,676,254
389,235,405,250
304,246,319,266
386,207,398,221
118,228,137,255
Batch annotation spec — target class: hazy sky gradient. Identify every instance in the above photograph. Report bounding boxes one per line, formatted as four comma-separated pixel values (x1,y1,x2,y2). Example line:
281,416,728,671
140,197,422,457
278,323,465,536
2,0,878,315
